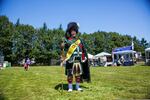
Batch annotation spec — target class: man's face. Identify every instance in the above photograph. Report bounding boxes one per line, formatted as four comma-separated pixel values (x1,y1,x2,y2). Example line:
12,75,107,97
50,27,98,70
71,30,76,38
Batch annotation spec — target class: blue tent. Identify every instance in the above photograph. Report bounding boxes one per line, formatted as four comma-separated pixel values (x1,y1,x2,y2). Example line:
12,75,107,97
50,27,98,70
113,46,132,52
112,46,135,66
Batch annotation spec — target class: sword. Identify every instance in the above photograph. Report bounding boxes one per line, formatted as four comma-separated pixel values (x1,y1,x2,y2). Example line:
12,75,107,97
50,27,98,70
60,37,66,94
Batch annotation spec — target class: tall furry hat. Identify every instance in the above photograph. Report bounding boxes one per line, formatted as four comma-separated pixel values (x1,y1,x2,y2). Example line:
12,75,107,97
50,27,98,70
65,22,80,38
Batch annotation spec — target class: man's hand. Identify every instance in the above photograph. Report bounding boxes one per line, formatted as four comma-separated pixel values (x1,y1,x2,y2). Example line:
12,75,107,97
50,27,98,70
61,43,65,49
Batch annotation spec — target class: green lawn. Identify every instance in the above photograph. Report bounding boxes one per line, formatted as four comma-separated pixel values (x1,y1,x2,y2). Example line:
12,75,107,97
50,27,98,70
0,65,150,100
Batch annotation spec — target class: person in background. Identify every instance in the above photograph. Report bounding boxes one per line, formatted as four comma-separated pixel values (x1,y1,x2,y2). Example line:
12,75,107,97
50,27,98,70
24,58,31,71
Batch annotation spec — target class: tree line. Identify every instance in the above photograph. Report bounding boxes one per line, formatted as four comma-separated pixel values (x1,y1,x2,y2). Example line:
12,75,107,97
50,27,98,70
0,16,149,65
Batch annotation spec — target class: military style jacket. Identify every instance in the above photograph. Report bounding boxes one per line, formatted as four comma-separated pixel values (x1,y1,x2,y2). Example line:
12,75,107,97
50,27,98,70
64,37,91,82
64,37,88,63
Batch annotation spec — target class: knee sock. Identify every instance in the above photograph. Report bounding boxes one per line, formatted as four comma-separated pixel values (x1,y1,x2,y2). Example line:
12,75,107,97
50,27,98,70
75,76,80,89
68,83,73,90
67,76,73,89
76,82,80,89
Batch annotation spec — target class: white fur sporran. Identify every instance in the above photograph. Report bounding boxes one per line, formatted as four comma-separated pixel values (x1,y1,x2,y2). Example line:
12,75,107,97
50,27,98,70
72,62,82,76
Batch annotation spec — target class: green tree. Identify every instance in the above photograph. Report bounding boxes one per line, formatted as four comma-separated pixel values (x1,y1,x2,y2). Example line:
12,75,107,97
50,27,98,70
58,24,63,30
15,18,20,27
0,16,14,62
12,24,35,63
1,15,149,65
140,38,148,49
43,22,47,30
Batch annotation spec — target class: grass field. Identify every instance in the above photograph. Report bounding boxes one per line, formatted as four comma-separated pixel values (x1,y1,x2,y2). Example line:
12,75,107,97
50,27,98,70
0,65,150,100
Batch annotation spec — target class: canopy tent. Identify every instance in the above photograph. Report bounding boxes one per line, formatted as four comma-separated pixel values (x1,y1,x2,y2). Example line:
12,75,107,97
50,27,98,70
88,53,94,59
112,46,135,66
145,48,150,65
94,52,112,66
87,53,95,66
113,46,133,52
145,48,150,52
95,52,111,58
113,50,136,54
112,45,135,54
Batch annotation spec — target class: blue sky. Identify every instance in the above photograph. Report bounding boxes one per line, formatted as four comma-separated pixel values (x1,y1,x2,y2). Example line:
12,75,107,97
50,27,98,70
1,0,150,42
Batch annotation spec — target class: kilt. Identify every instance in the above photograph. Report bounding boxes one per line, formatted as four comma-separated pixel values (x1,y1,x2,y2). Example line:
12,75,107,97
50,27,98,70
65,61,82,76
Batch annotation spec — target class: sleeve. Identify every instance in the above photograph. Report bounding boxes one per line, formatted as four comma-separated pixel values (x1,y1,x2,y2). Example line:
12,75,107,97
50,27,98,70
80,38,88,58
64,39,70,56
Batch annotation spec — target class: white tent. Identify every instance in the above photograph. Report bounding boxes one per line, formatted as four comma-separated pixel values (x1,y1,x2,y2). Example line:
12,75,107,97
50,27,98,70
88,53,94,59
95,52,111,58
94,52,112,66
145,48,150,65
145,48,150,52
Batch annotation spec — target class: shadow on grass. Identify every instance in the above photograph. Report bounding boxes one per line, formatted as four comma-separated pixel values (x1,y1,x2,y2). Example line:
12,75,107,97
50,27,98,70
0,90,6,100
141,64,147,66
55,83,88,92
146,88,150,99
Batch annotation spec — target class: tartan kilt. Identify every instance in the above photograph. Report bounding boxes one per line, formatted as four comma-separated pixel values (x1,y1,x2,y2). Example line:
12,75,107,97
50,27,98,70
65,61,82,76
